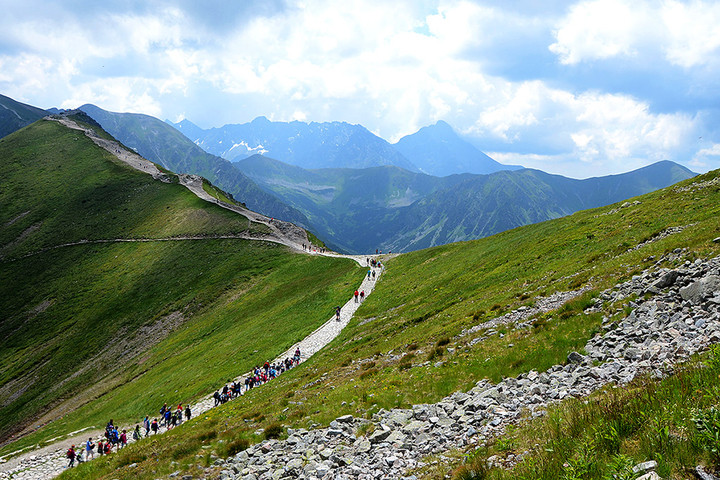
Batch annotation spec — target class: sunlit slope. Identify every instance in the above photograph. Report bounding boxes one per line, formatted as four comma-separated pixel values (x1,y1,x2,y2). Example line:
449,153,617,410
0,119,362,445
52,167,720,479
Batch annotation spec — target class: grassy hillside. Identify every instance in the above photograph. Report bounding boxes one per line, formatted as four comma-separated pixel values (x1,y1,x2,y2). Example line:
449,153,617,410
77,104,311,227
0,94,47,139
52,163,720,479
0,119,363,447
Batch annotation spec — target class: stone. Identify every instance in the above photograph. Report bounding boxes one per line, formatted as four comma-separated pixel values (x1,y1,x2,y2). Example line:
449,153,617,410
635,472,661,480
566,351,585,364
336,414,354,423
632,460,658,474
369,428,391,444
696,465,720,480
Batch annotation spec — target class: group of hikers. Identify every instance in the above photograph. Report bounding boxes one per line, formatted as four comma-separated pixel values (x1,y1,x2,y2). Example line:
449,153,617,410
66,404,193,467
65,256,384,469
213,348,302,405
301,243,326,253
64,346,307,468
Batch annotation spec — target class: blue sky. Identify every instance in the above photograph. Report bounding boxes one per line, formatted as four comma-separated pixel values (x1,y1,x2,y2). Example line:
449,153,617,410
1,0,719,178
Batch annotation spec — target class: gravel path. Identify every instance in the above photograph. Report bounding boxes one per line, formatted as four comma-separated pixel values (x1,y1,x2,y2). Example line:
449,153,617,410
0,116,388,479
0,259,383,480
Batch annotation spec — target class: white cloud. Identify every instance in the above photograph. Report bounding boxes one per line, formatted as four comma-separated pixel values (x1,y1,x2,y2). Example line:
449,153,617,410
0,1,717,178
549,0,646,65
549,0,720,68
662,0,720,68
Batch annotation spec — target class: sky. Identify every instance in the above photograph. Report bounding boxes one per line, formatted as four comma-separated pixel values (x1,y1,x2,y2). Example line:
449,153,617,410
1,0,719,178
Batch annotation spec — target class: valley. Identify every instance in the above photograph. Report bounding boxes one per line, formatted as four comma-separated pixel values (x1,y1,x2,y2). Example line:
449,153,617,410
1,99,719,480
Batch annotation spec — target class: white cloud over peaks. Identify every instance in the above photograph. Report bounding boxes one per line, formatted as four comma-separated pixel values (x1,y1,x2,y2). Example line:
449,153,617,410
662,1,720,68
550,0,720,68
549,0,648,64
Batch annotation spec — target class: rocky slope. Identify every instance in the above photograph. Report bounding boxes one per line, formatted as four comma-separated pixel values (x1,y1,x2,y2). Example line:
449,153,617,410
212,249,720,480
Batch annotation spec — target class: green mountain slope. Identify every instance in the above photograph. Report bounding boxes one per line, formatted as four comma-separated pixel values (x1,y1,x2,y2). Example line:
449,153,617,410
0,94,47,139
235,155,696,253
77,104,310,228
51,159,720,480
387,161,697,251
0,118,362,446
235,154,469,252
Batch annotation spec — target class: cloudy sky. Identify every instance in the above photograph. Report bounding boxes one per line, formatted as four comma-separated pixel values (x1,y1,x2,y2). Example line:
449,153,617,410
1,0,719,178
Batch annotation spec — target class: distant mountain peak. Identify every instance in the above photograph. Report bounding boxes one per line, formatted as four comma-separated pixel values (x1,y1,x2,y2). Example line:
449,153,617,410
395,121,521,177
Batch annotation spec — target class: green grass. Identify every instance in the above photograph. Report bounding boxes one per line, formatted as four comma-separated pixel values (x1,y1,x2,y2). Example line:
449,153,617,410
5,118,720,479
0,119,363,449
453,346,720,479
51,168,720,480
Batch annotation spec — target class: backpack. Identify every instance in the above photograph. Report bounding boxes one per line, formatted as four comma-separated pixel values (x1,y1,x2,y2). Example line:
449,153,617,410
66,448,73,458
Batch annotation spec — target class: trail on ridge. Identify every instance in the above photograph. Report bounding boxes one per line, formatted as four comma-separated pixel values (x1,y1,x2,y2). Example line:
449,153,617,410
0,117,389,479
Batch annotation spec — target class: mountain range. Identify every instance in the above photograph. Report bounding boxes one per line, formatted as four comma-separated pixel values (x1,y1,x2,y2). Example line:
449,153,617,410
234,155,696,253
0,94,47,138
170,117,520,177
77,104,309,227
0,94,697,255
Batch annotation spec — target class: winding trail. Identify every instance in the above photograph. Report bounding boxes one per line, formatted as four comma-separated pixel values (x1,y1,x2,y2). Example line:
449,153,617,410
0,117,387,479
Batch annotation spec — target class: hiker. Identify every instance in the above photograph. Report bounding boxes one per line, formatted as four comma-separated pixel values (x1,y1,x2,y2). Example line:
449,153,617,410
213,390,220,406
160,403,168,417
151,418,159,434
97,440,104,456
294,347,301,364
85,437,95,460
133,425,141,441
66,445,76,468
367,270,371,279
103,441,112,455
335,306,341,321
164,407,172,427
176,404,183,423
372,270,376,279
119,430,127,449
360,290,365,302
143,415,151,437
185,404,192,421
354,290,359,303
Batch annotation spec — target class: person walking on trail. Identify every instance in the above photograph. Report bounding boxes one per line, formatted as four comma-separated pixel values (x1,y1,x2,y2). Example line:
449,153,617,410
335,306,341,321
354,290,359,303
97,440,104,457
85,437,95,460
372,270,376,280
360,290,365,302
151,418,159,435
185,404,192,421
66,445,76,468
119,430,127,449
144,415,151,437
133,425,141,441
367,270,371,279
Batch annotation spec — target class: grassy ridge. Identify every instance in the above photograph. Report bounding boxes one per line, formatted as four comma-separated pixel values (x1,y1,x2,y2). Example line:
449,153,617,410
0,119,363,448
54,168,720,479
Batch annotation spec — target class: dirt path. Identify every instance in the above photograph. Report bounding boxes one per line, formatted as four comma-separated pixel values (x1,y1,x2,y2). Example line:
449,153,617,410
0,259,386,480
0,118,389,479
45,115,310,252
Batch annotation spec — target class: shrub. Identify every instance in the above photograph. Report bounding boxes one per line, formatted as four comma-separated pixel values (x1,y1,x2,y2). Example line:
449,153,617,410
436,337,450,347
220,437,250,457
427,346,444,361
263,422,283,440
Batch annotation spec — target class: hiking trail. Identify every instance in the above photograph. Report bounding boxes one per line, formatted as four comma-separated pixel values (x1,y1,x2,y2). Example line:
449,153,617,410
0,117,389,479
